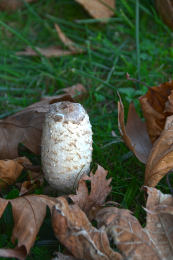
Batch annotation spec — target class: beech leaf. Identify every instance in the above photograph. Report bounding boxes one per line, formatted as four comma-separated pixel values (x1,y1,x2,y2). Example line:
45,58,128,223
118,99,152,163
52,197,122,260
70,165,112,220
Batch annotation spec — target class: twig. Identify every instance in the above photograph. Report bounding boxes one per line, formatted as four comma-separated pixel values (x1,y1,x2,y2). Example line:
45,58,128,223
126,72,149,88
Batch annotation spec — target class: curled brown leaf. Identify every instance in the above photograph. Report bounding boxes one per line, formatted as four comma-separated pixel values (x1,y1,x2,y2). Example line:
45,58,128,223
118,99,152,163
145,115,173,187
139,80,173,142
0,157,31,190
155,0,173,31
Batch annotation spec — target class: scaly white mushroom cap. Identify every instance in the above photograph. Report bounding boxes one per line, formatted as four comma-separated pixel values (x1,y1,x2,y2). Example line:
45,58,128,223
41,101,92,193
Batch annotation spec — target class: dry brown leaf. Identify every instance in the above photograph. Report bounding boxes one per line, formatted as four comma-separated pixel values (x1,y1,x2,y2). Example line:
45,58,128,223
139,80,173,143
0,0,36,11
0,247,26,260
96,187,173,260
165,89,173,113
145,115,173,187
54,24,81,52
0,157,30,190
70,165,112,220
19,174,44,196
17,24,82,58
75,0,115,19
0,94,73,159
118,99,152,163
155,0,173,31
0,195,57,259
52,197,122,260
16,46,78,58
63,84,87,101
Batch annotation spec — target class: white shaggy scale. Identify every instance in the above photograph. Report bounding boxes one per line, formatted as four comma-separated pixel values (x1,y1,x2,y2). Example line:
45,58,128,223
41,101,92,193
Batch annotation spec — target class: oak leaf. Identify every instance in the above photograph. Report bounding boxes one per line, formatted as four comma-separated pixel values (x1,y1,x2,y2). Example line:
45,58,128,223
96,187,173,260
0,195,57,259
52,197,122,260
75,0,115,19
70,165,112,220
118,99,152,163
0,157,31,190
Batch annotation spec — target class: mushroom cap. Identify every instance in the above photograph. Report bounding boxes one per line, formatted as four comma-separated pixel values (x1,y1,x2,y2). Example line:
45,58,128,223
41,101,92,193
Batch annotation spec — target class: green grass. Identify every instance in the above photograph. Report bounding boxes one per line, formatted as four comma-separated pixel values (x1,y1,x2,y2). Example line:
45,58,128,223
0,0,173,258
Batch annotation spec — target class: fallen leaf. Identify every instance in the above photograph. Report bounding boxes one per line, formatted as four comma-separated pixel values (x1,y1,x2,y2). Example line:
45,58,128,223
17,24,83,58
165,89,173,113
0,94,73,159
55,24,81,52
75,0,115,19
0,157,30,190
19,173,44,196
16,46,78,58
155,0,173,31
118,99,152,163
52,197,122,260
139,80,173,142
145,115,173,187
63,84,87,101
0,247,26,260
96,187,173,260
0,0,37,11
70,165,112,220
0,195,57,259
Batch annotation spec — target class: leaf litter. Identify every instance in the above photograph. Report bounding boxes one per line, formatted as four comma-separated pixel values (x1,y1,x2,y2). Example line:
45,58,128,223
118,80,173,187
1,79,173,259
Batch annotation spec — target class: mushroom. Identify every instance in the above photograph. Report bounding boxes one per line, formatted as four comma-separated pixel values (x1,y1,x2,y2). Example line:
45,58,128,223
41,101,92,193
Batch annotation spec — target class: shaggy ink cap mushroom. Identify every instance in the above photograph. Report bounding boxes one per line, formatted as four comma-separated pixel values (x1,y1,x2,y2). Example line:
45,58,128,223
41,101,93,193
